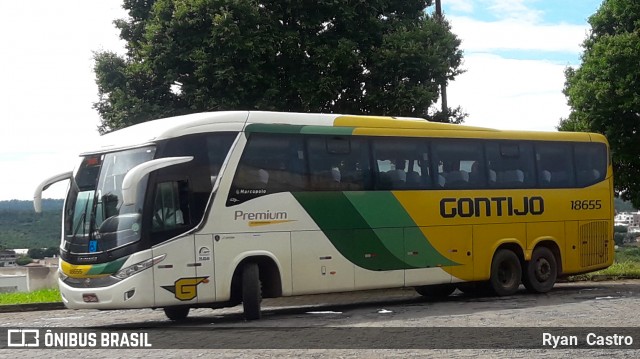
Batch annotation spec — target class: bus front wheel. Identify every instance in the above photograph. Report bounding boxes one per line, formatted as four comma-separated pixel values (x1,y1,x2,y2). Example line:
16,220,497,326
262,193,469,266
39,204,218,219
489,249,522,296
523,247,557,293
242,262,262,320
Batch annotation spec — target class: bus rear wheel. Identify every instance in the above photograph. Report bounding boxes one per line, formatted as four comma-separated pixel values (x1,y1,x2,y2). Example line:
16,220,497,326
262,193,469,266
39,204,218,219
242,262,262,320
164,306,189,321
523,247,557,293
489,249,522,296
415,284,456,298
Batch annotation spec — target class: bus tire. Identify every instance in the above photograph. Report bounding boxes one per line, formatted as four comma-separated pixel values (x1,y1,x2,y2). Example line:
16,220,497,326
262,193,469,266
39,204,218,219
415,284,456,298
489,249,522,296
523,247,557,293
164,306,189,321
242,262,262,320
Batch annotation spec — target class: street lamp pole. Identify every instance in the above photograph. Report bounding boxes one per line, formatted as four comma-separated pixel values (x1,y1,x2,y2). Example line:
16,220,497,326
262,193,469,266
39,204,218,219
435,0,448,120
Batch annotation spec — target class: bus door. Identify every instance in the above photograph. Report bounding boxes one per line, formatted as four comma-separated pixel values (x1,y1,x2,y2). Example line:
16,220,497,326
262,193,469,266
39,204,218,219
152,234,216,307
150,179,215,306
152,234,199,307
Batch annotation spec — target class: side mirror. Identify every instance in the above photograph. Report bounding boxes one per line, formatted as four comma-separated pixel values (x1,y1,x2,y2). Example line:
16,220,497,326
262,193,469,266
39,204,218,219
34,171,73,213
98,213,142,234
121,156,193,206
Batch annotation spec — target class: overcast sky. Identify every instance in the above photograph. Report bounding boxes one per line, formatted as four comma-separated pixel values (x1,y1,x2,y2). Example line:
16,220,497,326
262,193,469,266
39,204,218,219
0,0,603,201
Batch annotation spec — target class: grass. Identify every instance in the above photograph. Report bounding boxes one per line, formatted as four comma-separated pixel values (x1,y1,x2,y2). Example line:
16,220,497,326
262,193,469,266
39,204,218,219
614,246,640,263
0,288,61,305
567,246,640,281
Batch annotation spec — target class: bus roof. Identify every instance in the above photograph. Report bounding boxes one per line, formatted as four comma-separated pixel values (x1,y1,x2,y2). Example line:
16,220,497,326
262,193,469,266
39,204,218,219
82,111,603,155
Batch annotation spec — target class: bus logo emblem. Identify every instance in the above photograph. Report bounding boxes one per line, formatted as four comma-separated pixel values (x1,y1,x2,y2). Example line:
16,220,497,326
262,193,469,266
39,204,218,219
161,277,209,301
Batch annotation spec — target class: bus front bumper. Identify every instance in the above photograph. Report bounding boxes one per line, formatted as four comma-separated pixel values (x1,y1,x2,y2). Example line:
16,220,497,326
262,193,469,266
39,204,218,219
58,271,154,309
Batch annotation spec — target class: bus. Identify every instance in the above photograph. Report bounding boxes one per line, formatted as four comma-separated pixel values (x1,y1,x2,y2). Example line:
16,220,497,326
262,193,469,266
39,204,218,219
34,111,614,320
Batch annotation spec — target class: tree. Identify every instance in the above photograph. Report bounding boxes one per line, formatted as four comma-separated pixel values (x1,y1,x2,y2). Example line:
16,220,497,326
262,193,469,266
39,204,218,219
16,256,33,266
94,0,464,133
44,247,59,258
560,0,640,206
27,248,45,260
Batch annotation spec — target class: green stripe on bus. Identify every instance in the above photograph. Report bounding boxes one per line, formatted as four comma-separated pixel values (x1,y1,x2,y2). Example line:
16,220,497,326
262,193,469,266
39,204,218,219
244,123,355,136
343,192,415,228
293,191,457,270
293,192,409,270
245,123,305,134
86,257,128,276
344,192,457,267
300,126,354,135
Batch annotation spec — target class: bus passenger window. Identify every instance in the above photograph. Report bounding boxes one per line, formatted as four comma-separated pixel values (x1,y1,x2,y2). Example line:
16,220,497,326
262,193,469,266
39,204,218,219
536,143,575,188
227,133,305,205
307,136,370,191
485,142,535,189
432,140,484,189
574,143,607,187
371,137,429,190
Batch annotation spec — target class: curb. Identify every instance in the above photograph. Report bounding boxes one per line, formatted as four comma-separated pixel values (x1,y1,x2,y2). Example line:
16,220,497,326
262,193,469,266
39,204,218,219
0,302,66,313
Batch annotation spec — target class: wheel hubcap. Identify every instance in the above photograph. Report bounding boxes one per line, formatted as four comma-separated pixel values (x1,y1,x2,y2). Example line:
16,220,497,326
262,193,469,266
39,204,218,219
535,258,551,282
499,262,515,285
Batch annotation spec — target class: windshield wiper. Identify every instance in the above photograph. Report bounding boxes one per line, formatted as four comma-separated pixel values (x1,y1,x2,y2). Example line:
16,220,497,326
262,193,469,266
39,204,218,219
72,196,92,238
72,211,86,237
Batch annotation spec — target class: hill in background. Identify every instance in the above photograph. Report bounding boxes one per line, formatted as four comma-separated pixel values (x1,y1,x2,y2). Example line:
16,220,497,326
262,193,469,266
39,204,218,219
0,199,63,250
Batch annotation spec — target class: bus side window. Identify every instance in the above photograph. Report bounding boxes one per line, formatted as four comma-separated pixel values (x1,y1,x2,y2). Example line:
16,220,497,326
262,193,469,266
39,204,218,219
432,140,484,189
485,142,535,189
152,180,190,233
158,132,236,231
536,143,575,188
371,137,429,190
206,133,237,185
307,136,370,191
574,143,607,187
227,133,306,205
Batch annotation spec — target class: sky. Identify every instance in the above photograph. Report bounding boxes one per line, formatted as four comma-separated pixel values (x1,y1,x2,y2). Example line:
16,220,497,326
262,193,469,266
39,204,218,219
0,0,603,201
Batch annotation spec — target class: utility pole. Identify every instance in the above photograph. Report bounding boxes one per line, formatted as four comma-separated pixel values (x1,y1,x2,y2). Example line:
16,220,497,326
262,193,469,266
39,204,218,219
435,0,448,121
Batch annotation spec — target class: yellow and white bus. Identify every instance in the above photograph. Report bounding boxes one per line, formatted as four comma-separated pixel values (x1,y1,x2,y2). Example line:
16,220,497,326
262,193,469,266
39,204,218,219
35,111,613,320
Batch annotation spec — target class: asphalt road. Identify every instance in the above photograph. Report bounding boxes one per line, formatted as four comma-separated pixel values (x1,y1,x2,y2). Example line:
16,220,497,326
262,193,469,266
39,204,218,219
2,280,640,358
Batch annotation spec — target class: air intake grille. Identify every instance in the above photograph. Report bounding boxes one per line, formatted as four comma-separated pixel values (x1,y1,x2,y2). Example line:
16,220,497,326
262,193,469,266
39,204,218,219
579,221,609,267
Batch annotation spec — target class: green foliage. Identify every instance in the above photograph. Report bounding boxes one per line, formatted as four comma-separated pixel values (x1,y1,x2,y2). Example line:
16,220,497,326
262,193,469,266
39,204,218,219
561,0,640,207
94,0,464,133
27,247,59,259
613,228,637,246
15,256,33,266
0,288,61,305
0,199,63,212
568,247,640,280
616,246,640,262
614,197,636,212
587,261,640,279
614,225,628,233
0,200,63,250
614,233,626,246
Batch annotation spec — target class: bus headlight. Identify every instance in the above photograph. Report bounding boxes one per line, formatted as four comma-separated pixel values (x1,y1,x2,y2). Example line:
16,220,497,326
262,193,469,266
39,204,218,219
59,269,68,281
112,254,166,280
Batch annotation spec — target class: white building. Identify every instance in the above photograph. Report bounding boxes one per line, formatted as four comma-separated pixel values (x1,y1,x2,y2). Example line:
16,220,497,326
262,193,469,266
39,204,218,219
614,211,640,227
0,250,17,267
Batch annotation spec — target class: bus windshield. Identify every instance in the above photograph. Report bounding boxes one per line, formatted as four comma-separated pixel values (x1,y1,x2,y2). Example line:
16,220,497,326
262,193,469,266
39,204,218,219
63,146,156,255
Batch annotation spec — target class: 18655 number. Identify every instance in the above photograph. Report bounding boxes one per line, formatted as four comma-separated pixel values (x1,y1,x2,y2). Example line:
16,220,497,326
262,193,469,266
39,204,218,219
570,199,602,210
